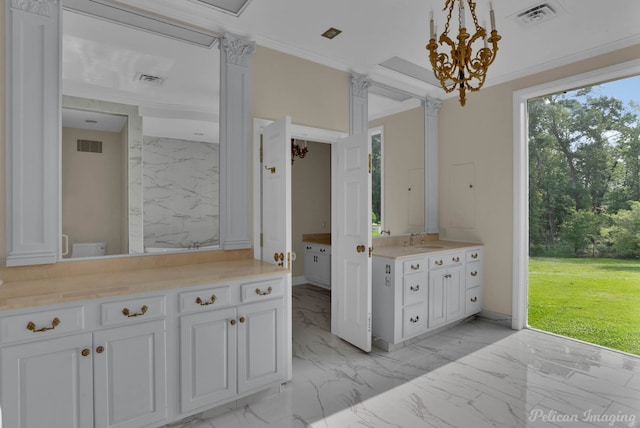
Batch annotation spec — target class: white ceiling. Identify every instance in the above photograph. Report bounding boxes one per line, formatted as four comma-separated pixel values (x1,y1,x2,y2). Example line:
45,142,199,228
62,0,640,137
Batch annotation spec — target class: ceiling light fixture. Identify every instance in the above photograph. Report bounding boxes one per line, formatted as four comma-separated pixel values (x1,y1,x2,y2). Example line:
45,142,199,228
321,27,342,40
426,0,501,106
291,139,309,164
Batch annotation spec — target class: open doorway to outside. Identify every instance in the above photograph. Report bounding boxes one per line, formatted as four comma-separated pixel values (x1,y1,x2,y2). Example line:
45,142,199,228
519,70,640,355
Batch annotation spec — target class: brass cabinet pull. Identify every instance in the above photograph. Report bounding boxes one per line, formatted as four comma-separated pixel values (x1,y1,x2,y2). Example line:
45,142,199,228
411,264,420,270
471,253,478,259
452,256,460,262
96,346,105,354
239,317,246,323
410,316,420,324
470,296,478,303
255,286,273,296
81,348,91,357
26,317,60,333
470,271,478,277
444,274,452,279
356,245,366,253
435,260,443,266
230,319,236,326
195,295,217,306
264,165,276,174
122,305,148,318
410,285,420,292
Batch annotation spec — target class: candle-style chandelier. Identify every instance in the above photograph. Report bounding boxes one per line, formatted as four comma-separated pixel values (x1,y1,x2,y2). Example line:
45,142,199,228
291,139,309,164
426,0,501,106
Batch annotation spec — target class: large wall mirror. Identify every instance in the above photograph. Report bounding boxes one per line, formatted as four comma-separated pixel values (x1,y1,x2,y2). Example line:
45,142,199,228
61,4,220,259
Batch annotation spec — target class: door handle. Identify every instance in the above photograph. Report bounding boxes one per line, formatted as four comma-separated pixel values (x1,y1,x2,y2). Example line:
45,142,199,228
356,245,366,253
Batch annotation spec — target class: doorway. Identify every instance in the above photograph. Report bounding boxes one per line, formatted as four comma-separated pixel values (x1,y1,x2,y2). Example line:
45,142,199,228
512,59,640,345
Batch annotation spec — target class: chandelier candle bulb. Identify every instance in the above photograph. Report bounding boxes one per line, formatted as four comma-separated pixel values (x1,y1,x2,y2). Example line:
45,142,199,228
489,1,495,30
460,0,466,28
430,10,434,39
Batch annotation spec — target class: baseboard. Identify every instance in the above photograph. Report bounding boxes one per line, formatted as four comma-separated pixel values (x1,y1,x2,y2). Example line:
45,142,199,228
292,275,307,286
477,309,512,328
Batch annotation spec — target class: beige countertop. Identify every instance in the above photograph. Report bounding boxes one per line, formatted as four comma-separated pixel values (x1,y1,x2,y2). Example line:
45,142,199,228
372,239,482,259
0,258,286,311
302,233,331,246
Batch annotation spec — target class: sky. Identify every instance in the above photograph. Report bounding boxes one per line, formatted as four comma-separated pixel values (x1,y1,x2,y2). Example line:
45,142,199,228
579,74,640,107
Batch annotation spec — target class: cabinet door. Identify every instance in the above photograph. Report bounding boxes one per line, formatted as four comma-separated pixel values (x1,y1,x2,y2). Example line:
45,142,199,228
317,252,331,287
93,320,167,428
428,271,447,328
0,333,94,428
445,268,464,321
304,248,319,283
180,307,237,412
237,299,285,394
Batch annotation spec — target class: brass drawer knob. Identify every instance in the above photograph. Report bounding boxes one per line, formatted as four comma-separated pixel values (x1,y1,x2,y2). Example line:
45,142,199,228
230,319,237,326
239,317,246,323
81,348,91,357
410,285,420,292
435,260,443,266
96,346,105,354
470,271,478,277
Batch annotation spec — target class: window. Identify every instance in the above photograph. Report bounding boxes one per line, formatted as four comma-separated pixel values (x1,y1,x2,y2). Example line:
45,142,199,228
370,127,384,235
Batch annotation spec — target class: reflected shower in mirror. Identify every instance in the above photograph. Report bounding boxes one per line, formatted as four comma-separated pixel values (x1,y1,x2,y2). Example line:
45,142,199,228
61,5,220,258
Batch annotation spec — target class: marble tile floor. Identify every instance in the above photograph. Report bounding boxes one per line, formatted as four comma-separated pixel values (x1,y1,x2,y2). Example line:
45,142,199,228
167,284,640,428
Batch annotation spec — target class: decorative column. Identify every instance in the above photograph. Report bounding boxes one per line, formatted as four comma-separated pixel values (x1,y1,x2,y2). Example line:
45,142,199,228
5,0,60,266
423,96,442,234
219,33,256,249
349,73,371,135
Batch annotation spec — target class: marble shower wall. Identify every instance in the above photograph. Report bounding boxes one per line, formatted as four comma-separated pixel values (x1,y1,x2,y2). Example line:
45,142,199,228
143,136,219,249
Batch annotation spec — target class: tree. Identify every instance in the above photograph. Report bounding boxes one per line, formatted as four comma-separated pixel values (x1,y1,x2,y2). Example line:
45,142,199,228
604,201,640,258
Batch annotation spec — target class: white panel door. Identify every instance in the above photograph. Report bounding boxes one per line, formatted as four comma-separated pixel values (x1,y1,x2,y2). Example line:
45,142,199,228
0,334,94,428
93,321,167,428
261,117,292,268
332,133,372,352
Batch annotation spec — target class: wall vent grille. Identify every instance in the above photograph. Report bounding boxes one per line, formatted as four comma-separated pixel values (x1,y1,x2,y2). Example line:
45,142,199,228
77,139,103,153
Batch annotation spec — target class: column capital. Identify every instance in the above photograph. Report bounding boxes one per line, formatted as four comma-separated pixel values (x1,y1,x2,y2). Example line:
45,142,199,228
222,33,256,67
422,96,443,116
350,73,371,98
11,0,58,17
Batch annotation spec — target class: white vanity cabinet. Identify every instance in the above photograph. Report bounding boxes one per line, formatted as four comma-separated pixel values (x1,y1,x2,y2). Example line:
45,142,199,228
303,242,331,288
0,271,288,428
0,296,168,428
179,277,286,414
372,245,483,347
428,252,464,329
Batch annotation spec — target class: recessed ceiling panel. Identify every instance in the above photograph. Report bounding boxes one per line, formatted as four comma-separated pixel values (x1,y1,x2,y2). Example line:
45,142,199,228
379,56,441,87
63,0,218,47
193,0,253,16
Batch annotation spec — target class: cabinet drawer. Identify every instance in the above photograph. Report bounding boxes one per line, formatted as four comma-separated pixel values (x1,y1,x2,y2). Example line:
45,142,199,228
179,286,231,312
403,257,427,274
466,261,482,289
303,242,331,255
0,306,85,344
402,272,427,307
466,248,482,262
101,295,166,326
241,278,284,303
429,252,464,269
465,287,482,315
402,303,427,339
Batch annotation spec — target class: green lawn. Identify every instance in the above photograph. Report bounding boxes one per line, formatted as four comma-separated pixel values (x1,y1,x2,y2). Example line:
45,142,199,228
528,257,640,355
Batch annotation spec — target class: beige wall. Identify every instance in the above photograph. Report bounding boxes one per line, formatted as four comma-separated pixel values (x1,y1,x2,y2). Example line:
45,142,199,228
291,141,331,277
252,46,349,133
438,44,640,316
1,0,6,263
369,107,425,235
62,127,125,256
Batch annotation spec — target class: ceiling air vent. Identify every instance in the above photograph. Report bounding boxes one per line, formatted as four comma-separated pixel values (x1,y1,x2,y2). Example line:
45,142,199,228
77,139,103,153
515,3,557,25
135,72,166,86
